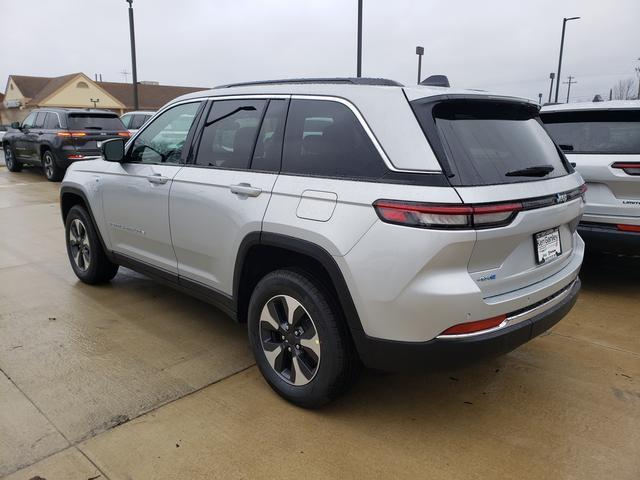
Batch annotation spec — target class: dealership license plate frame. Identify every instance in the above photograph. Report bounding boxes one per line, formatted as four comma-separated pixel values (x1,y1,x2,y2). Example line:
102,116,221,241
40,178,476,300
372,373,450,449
534,227,562,265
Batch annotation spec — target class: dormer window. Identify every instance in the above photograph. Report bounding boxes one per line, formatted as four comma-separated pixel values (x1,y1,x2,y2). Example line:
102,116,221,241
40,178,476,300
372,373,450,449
77,81,89,89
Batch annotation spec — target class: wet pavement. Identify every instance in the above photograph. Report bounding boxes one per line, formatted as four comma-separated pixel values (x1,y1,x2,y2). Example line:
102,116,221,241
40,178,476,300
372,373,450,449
1,165,639,479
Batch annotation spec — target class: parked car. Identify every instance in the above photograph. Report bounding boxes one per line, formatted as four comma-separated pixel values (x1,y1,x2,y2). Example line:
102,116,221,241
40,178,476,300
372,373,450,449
2,108,130,181
120,110,154,134
60,78,585,407
0,124,8,143
541,101,640,255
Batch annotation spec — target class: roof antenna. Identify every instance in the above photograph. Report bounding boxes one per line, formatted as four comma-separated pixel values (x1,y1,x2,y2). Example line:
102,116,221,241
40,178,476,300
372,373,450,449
420,75,450,88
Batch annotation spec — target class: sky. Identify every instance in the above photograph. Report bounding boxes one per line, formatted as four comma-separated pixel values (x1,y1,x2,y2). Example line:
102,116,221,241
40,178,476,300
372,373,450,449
2,0,639,103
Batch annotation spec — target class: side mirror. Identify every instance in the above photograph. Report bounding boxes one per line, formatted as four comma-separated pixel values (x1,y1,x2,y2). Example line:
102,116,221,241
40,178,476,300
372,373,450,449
101,138,125,162
10,121,21,129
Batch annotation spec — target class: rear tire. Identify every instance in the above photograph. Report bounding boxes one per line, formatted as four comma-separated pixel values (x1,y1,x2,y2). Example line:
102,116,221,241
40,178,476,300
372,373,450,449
42,149,64,182
65,205,119,284
4,145,22,172
247,269,360,408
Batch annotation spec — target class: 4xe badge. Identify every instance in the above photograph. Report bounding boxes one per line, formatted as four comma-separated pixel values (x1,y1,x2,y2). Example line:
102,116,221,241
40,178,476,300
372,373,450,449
556,192,568,204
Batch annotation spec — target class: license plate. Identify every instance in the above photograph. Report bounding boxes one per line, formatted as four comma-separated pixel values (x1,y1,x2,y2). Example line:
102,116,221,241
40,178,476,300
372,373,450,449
534,228,562,264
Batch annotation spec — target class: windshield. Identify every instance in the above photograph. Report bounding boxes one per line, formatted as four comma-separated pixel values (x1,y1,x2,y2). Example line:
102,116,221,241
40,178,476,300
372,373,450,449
67,114,125,131
412,99,570,186
541,110,640,154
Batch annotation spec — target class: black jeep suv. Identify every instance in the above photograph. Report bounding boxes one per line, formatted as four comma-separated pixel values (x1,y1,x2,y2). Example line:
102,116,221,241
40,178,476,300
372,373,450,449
2,108,130,181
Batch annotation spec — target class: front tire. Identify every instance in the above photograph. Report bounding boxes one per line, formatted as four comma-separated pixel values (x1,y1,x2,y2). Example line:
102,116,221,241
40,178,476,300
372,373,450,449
65,205,119,284
4,145,22,172
42,150,64,182
248,269,360,408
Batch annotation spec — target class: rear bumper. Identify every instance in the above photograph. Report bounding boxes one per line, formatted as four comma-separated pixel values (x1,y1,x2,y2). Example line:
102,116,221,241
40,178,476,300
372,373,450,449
353,277,580,371
579,222,640,255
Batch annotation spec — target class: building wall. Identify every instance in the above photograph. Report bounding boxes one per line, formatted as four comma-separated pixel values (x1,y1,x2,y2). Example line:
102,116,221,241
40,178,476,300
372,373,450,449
4,78,26,104
43,78,123,110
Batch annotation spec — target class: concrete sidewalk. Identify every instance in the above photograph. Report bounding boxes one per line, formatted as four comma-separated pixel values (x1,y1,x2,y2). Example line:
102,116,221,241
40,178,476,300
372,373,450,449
1,166,639,479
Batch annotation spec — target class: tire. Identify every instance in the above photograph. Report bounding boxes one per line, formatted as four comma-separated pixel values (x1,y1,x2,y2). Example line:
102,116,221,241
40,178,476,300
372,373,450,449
4,145,22,172
247,269,360,408
65,205,119,284
42,149,64,182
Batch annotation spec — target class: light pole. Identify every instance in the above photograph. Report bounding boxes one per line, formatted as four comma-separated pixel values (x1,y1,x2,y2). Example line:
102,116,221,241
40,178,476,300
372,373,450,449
356,0,363,77
126,0,139,110
90,98,100,108
547,72,555,103
538,93,543,105
416,46,424,84
554,16,580,103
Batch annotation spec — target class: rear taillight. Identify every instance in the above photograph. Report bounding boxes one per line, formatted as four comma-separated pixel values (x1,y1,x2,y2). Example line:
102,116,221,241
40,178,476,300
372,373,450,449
118,131,131,138
67,154,85,159
57,131,86,137
617,224,640,232
439,315,507,336
373,200,522,230
612,162,640,175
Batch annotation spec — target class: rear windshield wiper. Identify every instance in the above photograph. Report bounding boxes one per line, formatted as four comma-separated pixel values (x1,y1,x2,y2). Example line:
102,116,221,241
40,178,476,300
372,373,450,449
82,126,103,130
505,165,555,177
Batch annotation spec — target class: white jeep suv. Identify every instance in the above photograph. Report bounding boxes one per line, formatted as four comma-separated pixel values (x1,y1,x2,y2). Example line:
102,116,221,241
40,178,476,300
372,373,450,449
60,78,585,407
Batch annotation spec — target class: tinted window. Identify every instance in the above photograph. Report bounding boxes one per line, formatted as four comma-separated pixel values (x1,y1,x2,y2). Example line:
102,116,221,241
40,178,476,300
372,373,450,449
67,114,125,131
21,113,37,129
282,99,385,178
128,102,201,165
194,99,266,169
130,114,149,130
251,100,288,172
413,100,569,186
44,113,60,129
34,112,47,128
542,110,640,154
120,114,132,128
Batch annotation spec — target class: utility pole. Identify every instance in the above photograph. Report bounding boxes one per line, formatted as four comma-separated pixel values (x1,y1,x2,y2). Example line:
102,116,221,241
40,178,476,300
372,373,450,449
356,0,363,77
416,46,424,84
547,72,555,103
554,17,580,103
126,0,139,110
635,57,640,99
563,76,577,103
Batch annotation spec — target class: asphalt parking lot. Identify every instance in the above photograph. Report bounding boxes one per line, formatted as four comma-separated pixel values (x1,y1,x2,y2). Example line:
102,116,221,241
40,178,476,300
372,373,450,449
0,164,639,479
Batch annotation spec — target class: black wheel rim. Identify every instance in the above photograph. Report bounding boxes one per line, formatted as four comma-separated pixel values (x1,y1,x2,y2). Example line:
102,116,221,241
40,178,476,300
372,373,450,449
69,219,91,272
259,295,321,386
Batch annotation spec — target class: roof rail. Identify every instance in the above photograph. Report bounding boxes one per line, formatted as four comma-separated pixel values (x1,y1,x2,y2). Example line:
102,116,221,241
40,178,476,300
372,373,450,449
214,77,404,89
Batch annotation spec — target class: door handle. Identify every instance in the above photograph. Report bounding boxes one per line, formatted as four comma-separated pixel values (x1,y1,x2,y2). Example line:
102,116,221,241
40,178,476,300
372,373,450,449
230,183,262,197
147,174,169,185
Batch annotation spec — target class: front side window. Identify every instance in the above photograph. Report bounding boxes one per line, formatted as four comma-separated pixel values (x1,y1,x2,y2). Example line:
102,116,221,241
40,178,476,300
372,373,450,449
542,110,640,154
128,102,201,165
282,99,385,179
194,99,266,169
412,99,570,186
21,113,36,129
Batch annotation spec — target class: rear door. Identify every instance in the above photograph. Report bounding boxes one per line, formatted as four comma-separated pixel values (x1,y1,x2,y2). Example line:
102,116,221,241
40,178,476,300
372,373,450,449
66,113,129,157
100,101,204,273
541,109,640,224
170,97,287,294
411,97,584,297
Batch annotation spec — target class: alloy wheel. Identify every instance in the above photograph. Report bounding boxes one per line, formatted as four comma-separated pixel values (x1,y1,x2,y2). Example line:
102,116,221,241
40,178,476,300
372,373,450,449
69,218,91,272
4,148,13,169
43,153,54,179
259,295,321,386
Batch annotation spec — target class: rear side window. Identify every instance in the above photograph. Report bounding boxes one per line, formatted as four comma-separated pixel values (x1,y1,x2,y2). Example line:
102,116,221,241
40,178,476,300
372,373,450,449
34,112,46,128
67,114,125,131
120,114,132,128
282,99,386,179
130,114,150,130
44,113,60,129
412,99,570,186
541,110,640,154
251,100,288,172
195,99,266,169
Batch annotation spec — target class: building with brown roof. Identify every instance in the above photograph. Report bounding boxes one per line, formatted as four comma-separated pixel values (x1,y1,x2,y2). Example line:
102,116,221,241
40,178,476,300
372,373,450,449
1,73,207,124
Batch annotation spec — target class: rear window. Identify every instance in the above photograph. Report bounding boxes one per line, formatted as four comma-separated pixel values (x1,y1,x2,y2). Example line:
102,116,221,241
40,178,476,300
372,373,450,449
541,110,640,154
67,114,125,131
412,99,570,186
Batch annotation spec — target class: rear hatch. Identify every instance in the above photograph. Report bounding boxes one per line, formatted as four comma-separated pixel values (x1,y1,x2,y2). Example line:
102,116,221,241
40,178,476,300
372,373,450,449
541,108,640,223
411,96,584,297
66,113,129,156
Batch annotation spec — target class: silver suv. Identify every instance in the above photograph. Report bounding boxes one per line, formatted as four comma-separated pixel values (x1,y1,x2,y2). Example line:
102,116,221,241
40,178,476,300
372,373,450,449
541,101,640,255
60,78,585,407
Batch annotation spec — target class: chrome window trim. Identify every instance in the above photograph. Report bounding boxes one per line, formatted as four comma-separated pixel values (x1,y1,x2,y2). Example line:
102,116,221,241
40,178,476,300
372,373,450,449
435,277,577,340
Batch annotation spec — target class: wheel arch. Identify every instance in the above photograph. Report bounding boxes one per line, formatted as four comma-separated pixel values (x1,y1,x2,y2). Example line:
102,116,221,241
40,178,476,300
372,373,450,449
233,232,364,336
60,186,111,258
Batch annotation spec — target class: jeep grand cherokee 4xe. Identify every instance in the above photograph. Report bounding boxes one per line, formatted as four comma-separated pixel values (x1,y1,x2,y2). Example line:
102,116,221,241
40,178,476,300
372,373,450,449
541,101,640,255
60,78,585,407
3,108,130,181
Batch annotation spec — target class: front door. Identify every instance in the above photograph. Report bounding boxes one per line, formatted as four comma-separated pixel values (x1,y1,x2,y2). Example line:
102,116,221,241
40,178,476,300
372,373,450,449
100,101,203,274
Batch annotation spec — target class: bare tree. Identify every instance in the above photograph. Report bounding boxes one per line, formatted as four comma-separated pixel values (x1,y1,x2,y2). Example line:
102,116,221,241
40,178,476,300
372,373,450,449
611,78,637,100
